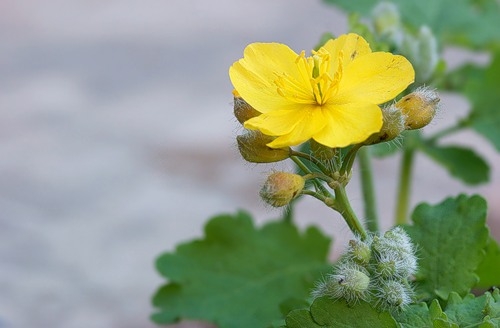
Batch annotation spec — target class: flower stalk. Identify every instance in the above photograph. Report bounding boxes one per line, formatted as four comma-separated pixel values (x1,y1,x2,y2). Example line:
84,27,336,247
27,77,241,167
395,132,418,225
358,147,379,233
334,185,368,240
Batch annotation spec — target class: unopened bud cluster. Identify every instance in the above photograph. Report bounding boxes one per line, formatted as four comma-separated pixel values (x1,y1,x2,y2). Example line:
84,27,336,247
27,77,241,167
312,226,417,311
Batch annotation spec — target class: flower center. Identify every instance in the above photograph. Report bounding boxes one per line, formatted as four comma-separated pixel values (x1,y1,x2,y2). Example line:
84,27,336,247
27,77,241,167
274,47,343,106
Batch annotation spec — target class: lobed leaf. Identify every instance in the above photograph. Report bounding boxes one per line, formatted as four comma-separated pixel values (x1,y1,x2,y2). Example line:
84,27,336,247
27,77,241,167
285,297,397,328
475,236,500,289
392,302,433,328
404,195,489,301
151,211,331,328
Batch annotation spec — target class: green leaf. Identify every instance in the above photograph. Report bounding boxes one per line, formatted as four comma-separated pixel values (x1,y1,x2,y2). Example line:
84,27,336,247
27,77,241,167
445,292,488,326
392,303,433,328
475,236,500,288
152,211,331,328
438,289,500,327
404,195,489,301
284,297,397,328
419,143,489,185
459,52,500,152
322,0,500,48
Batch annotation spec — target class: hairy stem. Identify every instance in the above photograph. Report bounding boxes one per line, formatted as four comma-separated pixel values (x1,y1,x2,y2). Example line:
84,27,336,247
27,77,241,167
334,186,368,240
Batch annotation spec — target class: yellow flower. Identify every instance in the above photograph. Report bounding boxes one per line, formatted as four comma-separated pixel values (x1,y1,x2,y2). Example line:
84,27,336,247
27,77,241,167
229,33,415,148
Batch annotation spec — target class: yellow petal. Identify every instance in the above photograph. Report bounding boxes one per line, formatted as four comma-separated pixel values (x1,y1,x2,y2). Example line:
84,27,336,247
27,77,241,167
322,33,372,74
229,43,309,113
312,103,383,148
245,106,327,148
335,52,415,105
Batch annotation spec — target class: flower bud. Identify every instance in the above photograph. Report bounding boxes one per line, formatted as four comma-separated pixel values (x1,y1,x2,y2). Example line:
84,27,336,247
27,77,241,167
374,279,412,311
233,90,260,124
347,238,372,267
396,86,439,130
371,227,418,278
313,262,370,304
374,257,397,279
363,103,405,145
371,1,403,46
400,26,439,83
383,226,414,255
415,26,439,83
236,131,290,163
259,172,305,207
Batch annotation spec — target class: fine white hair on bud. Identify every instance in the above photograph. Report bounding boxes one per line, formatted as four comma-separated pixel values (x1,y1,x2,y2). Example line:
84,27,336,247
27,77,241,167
384,226,415,255
396,86,440,130
373,279,413,311
346,235,372,267
259,172,305,207
312,262,371,304
312,227,418,311
363,103,406,145
371,227,418,279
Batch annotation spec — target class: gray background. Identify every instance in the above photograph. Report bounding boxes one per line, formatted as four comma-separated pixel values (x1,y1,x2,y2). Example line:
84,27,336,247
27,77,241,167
1,1,498,327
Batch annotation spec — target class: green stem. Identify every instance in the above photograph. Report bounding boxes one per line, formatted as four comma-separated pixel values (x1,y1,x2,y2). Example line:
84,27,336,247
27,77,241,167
395,142,415,225
301,189,332,204
290,150,331,175
291,156,333,199
291,155,311,174
340,144,362,175
358,147,379,234
334,186,368,239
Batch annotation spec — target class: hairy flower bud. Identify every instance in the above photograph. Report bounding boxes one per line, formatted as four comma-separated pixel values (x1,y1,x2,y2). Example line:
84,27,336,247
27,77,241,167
236,131,290,163
371,227,418,278
347,237,372,267
415,26,439,83
259,172,305,207
313,262,370,304
371,1,403,46
374,279,412,311
364,103,405,145
400,26,439,83
233,90,260,124
396,86,440,130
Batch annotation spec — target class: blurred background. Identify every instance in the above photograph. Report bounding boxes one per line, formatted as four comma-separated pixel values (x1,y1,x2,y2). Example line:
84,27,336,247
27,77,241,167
0,1,499,327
